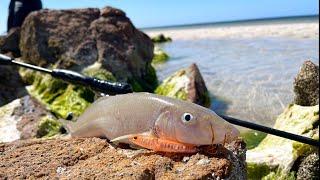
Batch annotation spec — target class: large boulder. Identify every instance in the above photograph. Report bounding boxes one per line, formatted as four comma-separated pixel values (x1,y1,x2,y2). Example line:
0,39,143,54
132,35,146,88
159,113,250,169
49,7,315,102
19,6,157,92
0,138,246,179
294,60,319,106
247,104,319,179
155,63,211,107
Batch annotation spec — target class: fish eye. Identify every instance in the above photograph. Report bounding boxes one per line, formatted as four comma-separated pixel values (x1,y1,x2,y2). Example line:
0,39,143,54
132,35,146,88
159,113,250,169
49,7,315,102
182,113,194,123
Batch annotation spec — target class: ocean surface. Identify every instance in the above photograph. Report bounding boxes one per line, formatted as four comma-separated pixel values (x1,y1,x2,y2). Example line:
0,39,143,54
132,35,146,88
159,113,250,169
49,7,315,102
145,16,319,130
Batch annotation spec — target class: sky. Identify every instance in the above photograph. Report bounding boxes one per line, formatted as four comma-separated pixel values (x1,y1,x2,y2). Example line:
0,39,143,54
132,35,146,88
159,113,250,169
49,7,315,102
0,0,319,33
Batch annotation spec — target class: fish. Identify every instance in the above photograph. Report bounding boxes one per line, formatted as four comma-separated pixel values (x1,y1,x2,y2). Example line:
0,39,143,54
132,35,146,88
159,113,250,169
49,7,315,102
62,92,239,152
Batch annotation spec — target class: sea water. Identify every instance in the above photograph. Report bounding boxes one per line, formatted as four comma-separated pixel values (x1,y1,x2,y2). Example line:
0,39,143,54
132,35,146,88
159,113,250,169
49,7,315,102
145,16,319,129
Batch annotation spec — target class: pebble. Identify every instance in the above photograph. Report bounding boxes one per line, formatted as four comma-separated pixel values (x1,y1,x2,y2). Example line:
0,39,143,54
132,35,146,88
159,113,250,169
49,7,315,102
182,156,190,163
196,158,211,165
56,166,66,175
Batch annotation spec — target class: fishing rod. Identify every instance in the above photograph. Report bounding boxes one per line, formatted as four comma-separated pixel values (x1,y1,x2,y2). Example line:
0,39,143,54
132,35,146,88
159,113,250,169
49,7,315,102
0,54,133,95
0,53,318,147
219,114,319,147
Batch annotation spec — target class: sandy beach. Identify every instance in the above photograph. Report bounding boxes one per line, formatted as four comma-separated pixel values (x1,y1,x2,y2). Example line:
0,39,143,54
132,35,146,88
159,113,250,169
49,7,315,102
144,22,319,40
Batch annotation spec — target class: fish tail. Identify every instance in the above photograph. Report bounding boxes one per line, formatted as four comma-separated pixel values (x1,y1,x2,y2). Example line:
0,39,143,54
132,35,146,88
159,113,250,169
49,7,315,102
58,119,75,134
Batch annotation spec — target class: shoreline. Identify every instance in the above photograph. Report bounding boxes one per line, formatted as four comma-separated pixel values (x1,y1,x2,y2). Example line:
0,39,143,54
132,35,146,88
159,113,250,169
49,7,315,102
144,22,319,40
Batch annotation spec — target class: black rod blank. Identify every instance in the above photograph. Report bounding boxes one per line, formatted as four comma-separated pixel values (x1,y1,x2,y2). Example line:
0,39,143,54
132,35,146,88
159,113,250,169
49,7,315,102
12,60,52,73
0,54,133,95
219,114,319,147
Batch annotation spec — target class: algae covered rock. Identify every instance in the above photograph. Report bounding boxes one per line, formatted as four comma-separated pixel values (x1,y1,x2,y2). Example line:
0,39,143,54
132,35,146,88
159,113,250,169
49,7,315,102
240,130,267,150
0,95,56,142
27,73,92,119
152,46,169,65
151,34,172,43
15,96,56,140
20,6,157,92
294,60,319,106
247,104,319,179
155,63,211,108
36,116,63,138
22,64,116,119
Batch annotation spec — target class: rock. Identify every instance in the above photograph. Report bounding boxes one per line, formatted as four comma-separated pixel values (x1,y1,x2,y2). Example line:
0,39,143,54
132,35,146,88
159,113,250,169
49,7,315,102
0,36,5,47
240,130,267,150
18,61,116,119
0,99,21,142
0,28,21,57
14,96,56,139
0,138,246,179
247,104,319,179
24,71,95,119
20,6,157,92
0,95,57,142
100,6,126,17
297,152,319,180
152,46,169,65
155,63,211,108
82,62,116,82
0,96,56,142
0,64,27,106
151,34,172,43
294,61,319,106
36,116,63,138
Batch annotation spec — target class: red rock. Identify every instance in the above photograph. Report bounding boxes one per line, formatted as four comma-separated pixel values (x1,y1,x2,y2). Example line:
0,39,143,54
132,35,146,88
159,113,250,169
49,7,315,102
0,138,246,179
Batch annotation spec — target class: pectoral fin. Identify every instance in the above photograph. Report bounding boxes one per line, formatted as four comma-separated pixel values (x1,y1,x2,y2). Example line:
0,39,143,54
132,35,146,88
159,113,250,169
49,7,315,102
110,131,155,142
111,131,197,153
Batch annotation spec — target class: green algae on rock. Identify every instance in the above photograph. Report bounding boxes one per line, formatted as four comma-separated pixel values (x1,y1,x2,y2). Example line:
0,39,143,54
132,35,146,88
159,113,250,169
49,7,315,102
36,116,63,138
129,64,158,92
152,47,169,65
48,85,94,119
241,130,267,150
247,104,319,180
20,64,116,119
82,62,116,82
155,63,211,108
151,34,172,43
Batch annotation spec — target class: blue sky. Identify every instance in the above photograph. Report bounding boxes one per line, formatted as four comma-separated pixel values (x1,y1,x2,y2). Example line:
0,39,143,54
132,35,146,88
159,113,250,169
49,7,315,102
0,0,319,33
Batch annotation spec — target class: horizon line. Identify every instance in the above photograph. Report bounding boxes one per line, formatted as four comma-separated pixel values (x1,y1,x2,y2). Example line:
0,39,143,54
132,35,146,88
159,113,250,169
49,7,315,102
140,14,319,30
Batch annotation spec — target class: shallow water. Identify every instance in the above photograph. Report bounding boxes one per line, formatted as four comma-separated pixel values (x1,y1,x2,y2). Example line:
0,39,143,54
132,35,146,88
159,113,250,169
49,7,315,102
153,35,318,129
